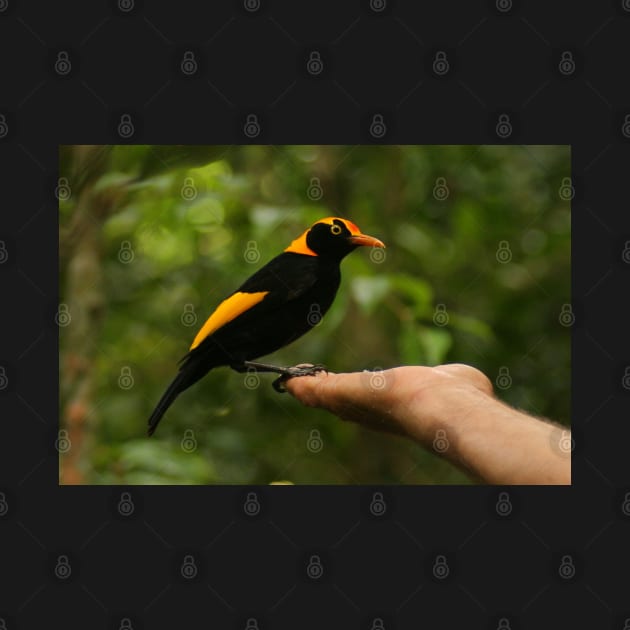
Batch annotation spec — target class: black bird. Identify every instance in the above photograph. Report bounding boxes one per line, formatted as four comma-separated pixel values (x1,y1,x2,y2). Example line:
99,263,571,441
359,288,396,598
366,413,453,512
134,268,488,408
147,217,385,436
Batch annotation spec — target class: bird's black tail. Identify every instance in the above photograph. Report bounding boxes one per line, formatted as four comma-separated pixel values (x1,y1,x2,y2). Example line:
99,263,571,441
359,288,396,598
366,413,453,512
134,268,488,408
147,371,187,436
147,361,209,436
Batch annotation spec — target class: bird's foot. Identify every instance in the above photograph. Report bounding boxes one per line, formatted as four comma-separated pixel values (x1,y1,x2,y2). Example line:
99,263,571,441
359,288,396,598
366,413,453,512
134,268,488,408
272,363,327,393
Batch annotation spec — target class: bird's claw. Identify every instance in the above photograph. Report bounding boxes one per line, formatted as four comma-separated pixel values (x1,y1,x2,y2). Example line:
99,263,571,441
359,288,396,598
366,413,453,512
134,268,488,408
272,363,327,393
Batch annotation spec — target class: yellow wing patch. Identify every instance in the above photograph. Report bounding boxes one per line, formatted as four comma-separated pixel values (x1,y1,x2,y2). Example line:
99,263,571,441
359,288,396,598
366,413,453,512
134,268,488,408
190,291,269,350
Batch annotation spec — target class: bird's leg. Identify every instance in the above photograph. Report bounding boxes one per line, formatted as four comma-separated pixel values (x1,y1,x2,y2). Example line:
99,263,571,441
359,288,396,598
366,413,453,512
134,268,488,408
232,361,327,393
233,361,290,375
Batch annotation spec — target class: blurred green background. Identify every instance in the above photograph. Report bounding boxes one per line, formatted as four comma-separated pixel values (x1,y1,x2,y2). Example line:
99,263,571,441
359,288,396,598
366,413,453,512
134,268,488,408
59,144,570,485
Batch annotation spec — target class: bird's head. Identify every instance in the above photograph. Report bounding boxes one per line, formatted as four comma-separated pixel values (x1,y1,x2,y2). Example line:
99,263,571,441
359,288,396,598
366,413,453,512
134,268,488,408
284,217,385,261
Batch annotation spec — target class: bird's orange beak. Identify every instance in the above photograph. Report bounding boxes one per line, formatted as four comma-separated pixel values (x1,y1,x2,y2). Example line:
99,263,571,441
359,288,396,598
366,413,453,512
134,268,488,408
347,233,386,248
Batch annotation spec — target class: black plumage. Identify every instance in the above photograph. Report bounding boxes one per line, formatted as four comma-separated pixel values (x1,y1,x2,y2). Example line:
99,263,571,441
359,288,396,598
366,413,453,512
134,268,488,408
147,217,384,435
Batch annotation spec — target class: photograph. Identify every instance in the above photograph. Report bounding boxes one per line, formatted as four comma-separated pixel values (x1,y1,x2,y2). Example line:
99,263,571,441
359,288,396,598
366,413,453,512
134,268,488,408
58,144,571,485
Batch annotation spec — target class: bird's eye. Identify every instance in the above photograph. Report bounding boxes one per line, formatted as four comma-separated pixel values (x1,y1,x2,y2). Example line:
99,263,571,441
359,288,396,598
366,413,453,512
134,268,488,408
330,224,342,235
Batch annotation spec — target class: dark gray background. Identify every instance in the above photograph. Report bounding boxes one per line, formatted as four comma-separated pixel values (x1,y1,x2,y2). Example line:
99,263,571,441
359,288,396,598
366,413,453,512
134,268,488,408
1,0,629,628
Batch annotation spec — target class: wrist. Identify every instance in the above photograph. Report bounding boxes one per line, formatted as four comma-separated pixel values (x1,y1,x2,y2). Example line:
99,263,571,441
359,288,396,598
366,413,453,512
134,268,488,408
402,382,493,446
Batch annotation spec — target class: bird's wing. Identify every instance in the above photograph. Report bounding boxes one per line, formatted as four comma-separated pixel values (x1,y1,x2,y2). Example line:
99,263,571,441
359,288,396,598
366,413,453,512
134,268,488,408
189,291,269,350
189,253,319,351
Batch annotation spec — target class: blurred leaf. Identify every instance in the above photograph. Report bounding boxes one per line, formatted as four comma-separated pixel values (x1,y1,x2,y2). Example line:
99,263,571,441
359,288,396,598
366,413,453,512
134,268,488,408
117,440,215,484
351,275,391,315
389,273,433,316
418,326,453,365
449,313,495,342
93,171,137,193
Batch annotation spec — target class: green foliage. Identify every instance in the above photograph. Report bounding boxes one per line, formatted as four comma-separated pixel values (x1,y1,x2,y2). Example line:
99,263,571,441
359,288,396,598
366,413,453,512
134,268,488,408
59,144,570,484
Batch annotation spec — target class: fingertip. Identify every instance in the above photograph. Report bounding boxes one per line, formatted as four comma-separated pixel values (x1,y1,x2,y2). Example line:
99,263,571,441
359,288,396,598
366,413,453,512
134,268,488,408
284,371,329,407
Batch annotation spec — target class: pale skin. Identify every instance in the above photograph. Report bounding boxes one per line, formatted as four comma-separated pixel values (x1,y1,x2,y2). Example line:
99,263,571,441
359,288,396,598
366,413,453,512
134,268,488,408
283,364,571,485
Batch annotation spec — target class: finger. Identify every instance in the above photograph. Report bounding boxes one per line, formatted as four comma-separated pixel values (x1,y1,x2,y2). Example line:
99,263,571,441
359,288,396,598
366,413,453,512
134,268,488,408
283,370,334,407
284,370,410,437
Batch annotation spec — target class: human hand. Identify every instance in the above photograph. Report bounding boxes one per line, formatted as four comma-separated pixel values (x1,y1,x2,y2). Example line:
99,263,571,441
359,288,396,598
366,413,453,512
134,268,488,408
284,364,570,485
284,363,493,440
